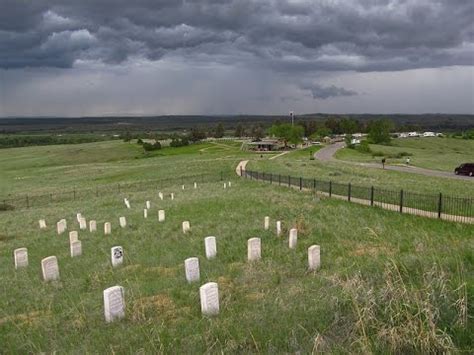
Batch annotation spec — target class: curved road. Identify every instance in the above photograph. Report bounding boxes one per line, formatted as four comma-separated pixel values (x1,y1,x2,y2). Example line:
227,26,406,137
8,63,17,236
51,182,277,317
314,142,473,181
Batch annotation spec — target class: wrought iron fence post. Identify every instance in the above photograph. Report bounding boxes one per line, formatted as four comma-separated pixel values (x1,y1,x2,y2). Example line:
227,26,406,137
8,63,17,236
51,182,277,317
288,175,291,188
370,186,374,206
348,183,351,201
438,193,442,218
220,171,223,181
240,166,243,177
279,174,281,185
399,189,404,213
299,177,302,190
270,174,273,184
329,181,332,197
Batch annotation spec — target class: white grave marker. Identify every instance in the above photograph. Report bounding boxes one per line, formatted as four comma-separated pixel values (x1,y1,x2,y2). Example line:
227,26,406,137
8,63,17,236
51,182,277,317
76,213,83,223
247,238,261,261
146,201,151,209
228,181,232,187
41,256,59,281
79,218,87,230
276,221,282,236
119,216,127,228
57,219,67,235
308,245,321,271
158,210,165,222
264,216,270,230
39,219,47,229
204,236,217,259
200,282,219,316
111,246,123,267
184,257,200,283
223,183,227,189
14,248,28,269
89,220,97,232
289,228,297,249
143,209,148,219
104,222,111,235
103,285,125,323
70,240,82,257
158,192,163,200
182,184,185,190
69,231,79,244
194,182,197,189
182,221,190,233
124,198,131,209
170,193,174,200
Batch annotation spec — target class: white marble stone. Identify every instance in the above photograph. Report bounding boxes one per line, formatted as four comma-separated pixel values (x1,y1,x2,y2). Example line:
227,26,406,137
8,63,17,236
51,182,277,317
182,184,185,190
204,236,217,259
39,219,47,229
223,183,227,189
124,198,131,209
57,219,67,235
228,181,232,187
159,192,163,200
194,182,197,189
276,221,282,236
41,256,59,281
158,210,165,222
289,228,297,249
89,220,97,232
76,213,83,223
184,257,200,283
14,248,28,269
104,222,112,235
182,221,190,233
143,209,148,219
119,216,127,228
69,231,79,244
264,216,270,230
170,193,174,200
79,218,87,230
146,201,151,209
103,285,125,322
111,246,123,267
200,282,219,316
247,238,261,261
308,245,321,271
70,240,82,257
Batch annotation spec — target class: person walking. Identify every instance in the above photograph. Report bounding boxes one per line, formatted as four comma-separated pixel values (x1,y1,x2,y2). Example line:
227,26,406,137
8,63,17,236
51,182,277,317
382,157,386,169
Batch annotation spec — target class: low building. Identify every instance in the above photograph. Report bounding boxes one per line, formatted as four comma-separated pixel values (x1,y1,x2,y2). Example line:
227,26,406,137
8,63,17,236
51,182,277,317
247,139,281,151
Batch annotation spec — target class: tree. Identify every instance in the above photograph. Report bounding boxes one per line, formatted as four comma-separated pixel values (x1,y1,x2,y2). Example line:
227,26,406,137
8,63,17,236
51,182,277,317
214,123,225,138
188,126,207,142
121,131,132,142
269,123,304,147
251,124,265,141
340,118,359,134
234,123,245,137
367,119,394,144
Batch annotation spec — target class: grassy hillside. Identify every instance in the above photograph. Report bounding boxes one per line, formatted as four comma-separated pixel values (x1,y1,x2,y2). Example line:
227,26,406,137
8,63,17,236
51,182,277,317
0,179,472,353
336,138,474,171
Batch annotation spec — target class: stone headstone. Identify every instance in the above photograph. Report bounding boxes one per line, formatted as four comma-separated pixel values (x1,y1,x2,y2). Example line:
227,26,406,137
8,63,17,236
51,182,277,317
41,256,59,281
119,216,127,228
276,221,282,236
170,193,174,200
79,218,87,230
70,240,82,257
104,222,111,235
103,285,125,323
289,228,297,249
111,246,123,267
247,238,261,261
124,198,131,209
194,182,197,189
184,257,200,283
57,219,67,235
223,183,227,189
204,236,217,259
76,213,83,223
228,181,232,187
14,248,28,269
182,184,185,190
39,219,47,229
158,192,163,200
308,245,320,271
158,210,165,222
69,231,79,244
264,216,270,230
200,282,219,316
182,221,190,233
143,209,148,219
89,220,97,232
146,201,151,209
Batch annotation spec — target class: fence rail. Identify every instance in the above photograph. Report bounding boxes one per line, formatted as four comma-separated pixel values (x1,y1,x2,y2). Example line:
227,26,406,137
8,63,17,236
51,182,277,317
242,169,473,224
0,172,232,210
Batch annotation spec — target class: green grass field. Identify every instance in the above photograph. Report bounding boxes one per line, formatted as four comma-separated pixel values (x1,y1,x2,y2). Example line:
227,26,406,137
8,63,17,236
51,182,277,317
336,137,474,172
0,138,473,352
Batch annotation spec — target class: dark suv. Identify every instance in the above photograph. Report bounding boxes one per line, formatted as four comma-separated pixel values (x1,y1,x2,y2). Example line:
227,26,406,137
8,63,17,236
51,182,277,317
454,163,474,176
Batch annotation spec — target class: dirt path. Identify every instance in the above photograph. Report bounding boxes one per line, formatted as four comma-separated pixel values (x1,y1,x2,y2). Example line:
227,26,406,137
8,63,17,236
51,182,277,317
314,143,472,181
236,160,248,176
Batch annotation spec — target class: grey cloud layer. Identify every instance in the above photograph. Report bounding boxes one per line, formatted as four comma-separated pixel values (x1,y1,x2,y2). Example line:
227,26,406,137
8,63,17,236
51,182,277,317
1,0,473,72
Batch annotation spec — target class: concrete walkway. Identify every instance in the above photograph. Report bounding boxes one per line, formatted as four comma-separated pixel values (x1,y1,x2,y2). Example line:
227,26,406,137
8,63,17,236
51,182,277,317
314,142,473,181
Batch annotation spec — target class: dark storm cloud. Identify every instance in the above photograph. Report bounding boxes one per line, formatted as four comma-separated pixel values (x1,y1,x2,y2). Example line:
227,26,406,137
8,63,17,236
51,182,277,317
300,83,358,100
0,0,473,72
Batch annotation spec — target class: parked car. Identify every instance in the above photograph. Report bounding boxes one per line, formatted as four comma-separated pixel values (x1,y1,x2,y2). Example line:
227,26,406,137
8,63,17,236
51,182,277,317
454,163,474,176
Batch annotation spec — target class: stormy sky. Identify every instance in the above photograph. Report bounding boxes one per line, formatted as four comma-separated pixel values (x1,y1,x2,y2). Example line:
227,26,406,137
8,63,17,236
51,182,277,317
0,0,473,117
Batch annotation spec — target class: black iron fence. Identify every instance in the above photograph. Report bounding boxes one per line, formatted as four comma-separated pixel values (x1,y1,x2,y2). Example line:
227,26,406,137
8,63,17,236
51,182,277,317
242,169,473,224
0,172,232,210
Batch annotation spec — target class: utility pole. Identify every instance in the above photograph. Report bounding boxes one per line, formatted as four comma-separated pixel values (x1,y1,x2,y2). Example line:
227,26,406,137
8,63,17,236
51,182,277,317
289,111,294,126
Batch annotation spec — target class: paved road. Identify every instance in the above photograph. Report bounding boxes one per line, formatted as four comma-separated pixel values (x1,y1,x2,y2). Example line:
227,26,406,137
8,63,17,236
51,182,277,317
314,142,473,181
